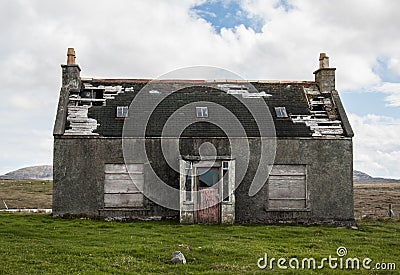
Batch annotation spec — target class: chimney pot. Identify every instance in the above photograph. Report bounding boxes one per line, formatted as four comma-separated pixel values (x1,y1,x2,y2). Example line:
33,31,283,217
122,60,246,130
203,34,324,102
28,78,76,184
319,52,329,68
67,48,76,65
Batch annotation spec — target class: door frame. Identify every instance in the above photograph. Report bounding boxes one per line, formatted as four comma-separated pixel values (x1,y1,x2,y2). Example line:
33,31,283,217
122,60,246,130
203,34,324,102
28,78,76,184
179,157,235,224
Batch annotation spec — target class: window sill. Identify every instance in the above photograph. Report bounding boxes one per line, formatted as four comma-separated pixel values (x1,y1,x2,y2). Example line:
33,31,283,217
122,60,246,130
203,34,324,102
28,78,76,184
100,207,149,211
266,208,311,212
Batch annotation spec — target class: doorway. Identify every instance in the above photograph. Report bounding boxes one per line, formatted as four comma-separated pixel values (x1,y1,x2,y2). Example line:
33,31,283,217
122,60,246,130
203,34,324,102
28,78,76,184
179,159,235,224
196,167,220,224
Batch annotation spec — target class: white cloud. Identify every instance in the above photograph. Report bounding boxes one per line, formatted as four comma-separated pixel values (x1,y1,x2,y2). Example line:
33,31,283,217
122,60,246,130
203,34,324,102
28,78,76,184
349,113,400,179
375,83,400,107
0,0,400,177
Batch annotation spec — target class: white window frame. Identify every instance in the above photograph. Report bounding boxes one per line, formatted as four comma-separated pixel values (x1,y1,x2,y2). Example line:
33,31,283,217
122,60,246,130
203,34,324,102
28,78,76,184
196,107,208,118
275,107,288,118
116,106,129,118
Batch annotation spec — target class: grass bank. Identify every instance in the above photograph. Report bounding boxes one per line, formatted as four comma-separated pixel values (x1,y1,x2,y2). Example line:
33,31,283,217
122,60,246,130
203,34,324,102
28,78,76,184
0,213,399,274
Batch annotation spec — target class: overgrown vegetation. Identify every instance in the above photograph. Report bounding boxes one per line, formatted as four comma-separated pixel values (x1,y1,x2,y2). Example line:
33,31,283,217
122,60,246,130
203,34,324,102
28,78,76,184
0,213,399,274
0,180,52,209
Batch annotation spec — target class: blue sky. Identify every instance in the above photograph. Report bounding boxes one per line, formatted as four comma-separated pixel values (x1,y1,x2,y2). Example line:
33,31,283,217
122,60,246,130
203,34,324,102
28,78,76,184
0,0,399,178
191,1,264,33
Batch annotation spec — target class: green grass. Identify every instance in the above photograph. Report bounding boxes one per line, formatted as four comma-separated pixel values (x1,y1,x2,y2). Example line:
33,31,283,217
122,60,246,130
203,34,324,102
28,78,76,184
0,214,399,274
0,180,52,209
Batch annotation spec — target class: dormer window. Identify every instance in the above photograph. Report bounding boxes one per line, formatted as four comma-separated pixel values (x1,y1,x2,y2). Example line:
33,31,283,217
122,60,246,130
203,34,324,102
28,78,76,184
275,107,288,118
116,106,129,118
196,107,208,118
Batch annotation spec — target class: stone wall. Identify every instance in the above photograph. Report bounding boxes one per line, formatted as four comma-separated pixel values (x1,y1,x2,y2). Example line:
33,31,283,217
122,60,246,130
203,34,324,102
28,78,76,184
53,136,354,225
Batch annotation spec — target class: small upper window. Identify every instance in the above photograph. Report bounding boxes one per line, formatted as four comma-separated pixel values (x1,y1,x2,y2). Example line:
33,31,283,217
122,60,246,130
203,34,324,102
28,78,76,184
275,107,288,118
196,107,208,118
116,106,129,118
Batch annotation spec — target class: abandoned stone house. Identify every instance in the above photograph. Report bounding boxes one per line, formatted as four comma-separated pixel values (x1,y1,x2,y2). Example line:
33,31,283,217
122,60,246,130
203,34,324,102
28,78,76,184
53,49,354,225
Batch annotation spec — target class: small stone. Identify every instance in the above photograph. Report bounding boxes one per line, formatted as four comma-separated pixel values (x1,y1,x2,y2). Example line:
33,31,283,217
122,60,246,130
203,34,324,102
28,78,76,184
351,226,359,230
171,251,186,264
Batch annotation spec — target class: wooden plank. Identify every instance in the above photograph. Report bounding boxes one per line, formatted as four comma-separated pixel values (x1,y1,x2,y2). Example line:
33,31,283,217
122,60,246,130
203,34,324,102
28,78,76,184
269,177,305,198
104,193,143,208
69,98,106,102
105,164,127,173
270,165,306,176
268,175,305,181
105,173,143,181
196,188,219,224
126,164,143,173
269,199,306,209
104,179,144,193
105,164,143,174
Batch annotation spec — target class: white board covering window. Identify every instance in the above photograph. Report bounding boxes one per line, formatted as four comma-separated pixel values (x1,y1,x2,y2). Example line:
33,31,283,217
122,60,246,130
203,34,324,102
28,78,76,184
268,165,307,209
104,164,144,208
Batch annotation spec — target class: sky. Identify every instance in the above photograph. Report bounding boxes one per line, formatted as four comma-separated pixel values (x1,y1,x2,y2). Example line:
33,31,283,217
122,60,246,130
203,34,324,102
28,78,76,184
0,0,399,178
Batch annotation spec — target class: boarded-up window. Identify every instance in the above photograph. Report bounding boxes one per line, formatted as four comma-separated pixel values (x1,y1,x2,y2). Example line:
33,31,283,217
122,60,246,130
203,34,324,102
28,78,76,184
104,164,144,208
268,165,307,209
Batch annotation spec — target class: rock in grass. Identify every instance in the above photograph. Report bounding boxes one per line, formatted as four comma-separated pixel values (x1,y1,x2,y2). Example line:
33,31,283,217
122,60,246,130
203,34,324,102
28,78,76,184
171,251,186,264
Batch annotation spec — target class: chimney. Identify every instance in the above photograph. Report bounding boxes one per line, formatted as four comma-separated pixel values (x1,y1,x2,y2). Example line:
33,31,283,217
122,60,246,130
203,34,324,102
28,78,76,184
55,48,82,136
61,48,81,91
319,53,329,68
67,48,76,65
314,53,336,93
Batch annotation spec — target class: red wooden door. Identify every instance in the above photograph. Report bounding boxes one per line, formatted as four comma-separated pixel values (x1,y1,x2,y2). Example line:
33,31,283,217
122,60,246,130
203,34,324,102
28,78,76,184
197,187,220,224
196,167,220,224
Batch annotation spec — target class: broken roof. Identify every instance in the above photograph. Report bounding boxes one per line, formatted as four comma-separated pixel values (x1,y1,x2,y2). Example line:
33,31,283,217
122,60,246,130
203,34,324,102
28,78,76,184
61,78,353,138
57,49,353,139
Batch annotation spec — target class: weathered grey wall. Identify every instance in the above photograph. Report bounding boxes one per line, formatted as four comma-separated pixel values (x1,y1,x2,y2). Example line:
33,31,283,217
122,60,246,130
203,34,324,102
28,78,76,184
53,137,179,219
53,136,354,225
235,138,354,225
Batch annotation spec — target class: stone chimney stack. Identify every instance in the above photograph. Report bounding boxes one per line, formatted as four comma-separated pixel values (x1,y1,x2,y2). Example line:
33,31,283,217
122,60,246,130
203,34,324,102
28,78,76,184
55,48,82,135
61,47,81,89
314,53,336,93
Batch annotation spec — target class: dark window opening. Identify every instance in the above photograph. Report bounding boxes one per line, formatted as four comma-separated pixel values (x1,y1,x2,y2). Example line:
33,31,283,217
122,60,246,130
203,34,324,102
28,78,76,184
222,161,230,202
185,172,192,202
197,168,219,188
184,161,193,202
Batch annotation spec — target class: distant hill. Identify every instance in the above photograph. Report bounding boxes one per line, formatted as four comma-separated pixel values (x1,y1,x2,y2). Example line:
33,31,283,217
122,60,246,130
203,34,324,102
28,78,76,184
353,170,400,183
0,165,52,180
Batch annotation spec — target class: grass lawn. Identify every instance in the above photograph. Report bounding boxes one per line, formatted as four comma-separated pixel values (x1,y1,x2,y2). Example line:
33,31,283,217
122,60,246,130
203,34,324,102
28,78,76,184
0,213,399,274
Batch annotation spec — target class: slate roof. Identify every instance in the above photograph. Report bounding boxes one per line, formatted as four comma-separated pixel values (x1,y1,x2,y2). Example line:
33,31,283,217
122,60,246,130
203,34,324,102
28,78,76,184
65,79,348,138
